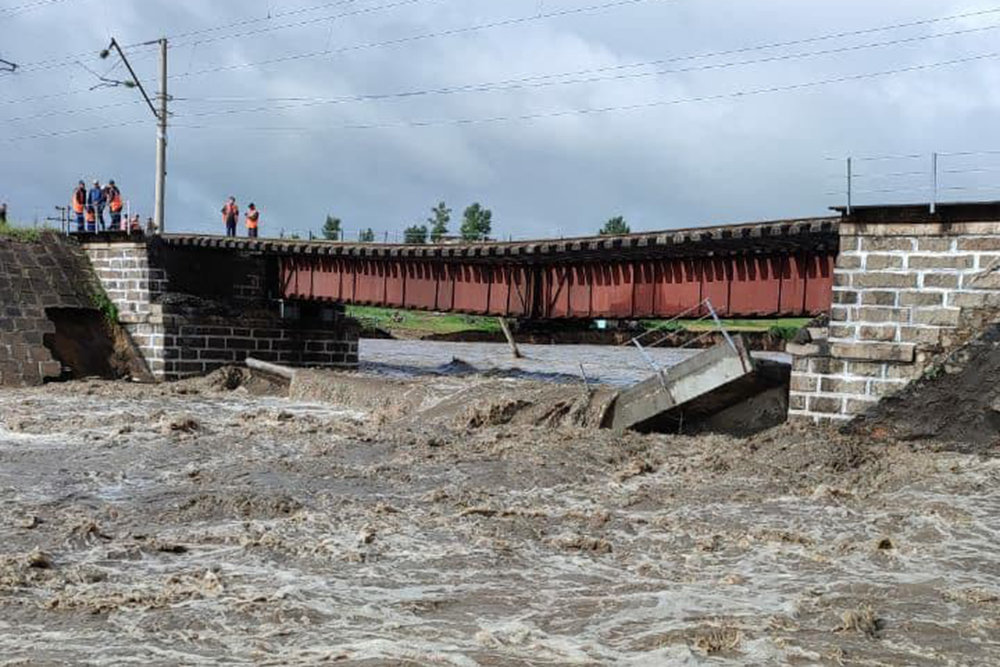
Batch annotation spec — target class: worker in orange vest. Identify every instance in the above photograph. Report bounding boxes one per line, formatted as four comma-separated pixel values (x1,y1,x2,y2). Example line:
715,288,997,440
84,206,96,233
71,181,87,232
107,180,124,231
221,196,239,237
245,203,260,238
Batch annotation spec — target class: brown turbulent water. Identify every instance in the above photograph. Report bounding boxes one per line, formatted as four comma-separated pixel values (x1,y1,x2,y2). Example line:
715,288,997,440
0,368,998,665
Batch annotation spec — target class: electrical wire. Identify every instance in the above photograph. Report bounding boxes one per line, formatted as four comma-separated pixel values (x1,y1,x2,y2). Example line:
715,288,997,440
7,4,1000,105
158,50,1000,135
171,0,686,80
14,0,435,73
170,22,1000,120
0,0,80,19
7,48,984,142
164,3,1000,80
158,0,442,50
0,118,145,142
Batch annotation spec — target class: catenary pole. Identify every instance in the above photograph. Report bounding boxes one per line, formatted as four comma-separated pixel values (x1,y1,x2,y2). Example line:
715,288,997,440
101,37,167,234
154,38,167,234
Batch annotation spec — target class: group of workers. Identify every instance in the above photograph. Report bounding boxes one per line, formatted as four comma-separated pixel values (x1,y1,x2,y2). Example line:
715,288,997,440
221,196,260,238
69,181,261,237
71,179,143,233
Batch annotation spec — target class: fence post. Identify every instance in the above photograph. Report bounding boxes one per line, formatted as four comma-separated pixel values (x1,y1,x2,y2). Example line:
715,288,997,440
931,152,938,215
846,157,853,215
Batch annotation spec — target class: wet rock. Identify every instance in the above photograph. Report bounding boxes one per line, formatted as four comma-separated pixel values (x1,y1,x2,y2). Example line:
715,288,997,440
163,415,201,434
552,534,612,554
26,548,52,569
837,605,882,638
19,515,40,530
876,537,894,551
615,459,654,482
693,627,742,655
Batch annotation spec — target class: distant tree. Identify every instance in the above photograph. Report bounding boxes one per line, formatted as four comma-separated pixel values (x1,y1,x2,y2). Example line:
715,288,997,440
404,224,428,244
322,215,342,241
359,227,375,243
288,232,302,240
599,216,630,236
428,201,451,242
460,202,492,241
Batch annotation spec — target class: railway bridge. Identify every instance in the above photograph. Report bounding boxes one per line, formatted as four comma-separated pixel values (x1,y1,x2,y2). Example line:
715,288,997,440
160,216,839,319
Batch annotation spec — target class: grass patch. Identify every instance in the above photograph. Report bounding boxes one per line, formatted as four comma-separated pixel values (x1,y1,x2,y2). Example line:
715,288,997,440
351,305,810,338
92,289,119,324
347,305,501,335
642,317,811,334
0,220,46,242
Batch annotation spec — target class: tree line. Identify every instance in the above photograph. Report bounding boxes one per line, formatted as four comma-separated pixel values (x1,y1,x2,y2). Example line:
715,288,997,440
321,203,630,243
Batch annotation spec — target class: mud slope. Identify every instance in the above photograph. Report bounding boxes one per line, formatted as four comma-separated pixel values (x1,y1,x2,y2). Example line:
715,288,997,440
850,323,1000,451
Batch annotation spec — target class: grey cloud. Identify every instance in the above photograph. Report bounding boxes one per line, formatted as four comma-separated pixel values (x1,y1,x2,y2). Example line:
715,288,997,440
2,0,1000,238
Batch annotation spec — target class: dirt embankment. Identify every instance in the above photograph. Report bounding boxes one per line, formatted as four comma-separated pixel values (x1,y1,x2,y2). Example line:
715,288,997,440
849,323,1000,453
1,369,999,663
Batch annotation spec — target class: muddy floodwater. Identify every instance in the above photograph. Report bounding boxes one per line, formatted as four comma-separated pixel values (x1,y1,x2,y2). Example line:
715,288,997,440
358,338,789,386
1,364,999,665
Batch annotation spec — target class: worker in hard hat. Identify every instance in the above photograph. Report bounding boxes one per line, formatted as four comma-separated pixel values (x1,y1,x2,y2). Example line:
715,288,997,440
221,196,239,237
71,181,86,232
88,180,106,231
107,180,124,231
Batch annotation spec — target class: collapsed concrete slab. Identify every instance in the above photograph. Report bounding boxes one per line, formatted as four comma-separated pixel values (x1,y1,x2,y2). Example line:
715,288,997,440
603,335,785,434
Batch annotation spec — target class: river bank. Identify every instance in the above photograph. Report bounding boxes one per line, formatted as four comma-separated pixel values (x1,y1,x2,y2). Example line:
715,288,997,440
347,305,806,351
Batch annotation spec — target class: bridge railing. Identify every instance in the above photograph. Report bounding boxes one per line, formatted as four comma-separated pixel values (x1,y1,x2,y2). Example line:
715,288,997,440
625,298,737,374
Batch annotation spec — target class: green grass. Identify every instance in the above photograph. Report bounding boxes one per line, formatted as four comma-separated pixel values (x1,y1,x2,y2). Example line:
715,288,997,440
0,220,47,242
347,306,502,335
641,317,810,334
350,305,809,337
92,289,119,324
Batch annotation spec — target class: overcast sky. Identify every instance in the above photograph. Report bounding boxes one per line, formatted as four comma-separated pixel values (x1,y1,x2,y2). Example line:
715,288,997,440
2,0,1000,240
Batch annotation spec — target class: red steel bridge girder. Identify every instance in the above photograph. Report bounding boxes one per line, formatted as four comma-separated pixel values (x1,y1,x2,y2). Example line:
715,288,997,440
279,253,834,319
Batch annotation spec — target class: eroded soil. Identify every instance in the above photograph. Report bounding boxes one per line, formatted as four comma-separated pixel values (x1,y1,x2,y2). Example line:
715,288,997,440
1,370,998,665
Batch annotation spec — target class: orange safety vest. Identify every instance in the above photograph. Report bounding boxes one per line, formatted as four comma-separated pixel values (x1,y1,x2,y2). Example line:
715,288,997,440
222,203,238,223
85,207,95,223
246,209,259,229
72,188,86,213
109,189,123,212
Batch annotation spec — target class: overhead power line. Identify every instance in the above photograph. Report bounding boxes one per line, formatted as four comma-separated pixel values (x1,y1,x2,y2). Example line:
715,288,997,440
172,0,676,80
171,22,1000,120
15,0,436,73
167,3,1000,80
0,0,78,19
130,0,369,44
5,41,1000,144
159,50,1000,135
7,3,1000,100
9,14,998,125
0,118,145,142
154,0,441,50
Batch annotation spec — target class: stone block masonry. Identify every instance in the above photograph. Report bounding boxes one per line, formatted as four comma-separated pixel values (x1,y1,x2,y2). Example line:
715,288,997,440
790,205,1000,423
0,234,100,386
81,240,359,381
